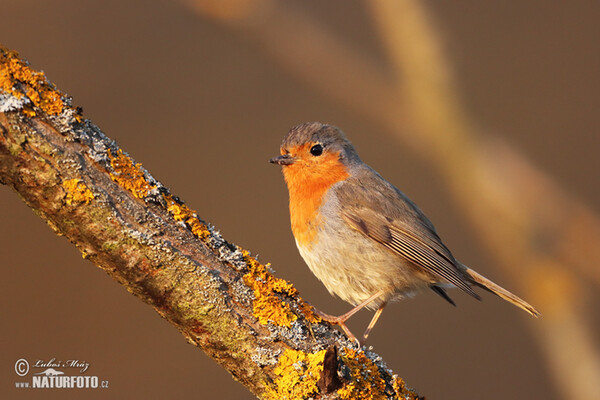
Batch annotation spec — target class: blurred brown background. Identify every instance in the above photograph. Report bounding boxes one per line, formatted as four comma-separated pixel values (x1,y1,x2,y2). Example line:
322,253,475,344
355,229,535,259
1,1,599,399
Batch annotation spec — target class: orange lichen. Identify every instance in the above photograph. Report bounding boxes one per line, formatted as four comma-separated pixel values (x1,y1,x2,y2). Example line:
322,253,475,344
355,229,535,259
392,375,420,400
62,179,94,205
298,300,320,324
162,193,211,239
335,348,421,400
266,348,326,400
242,252,298,326
107,149,156,199
242,251,320,326
337,348,387,400
0,46,64,116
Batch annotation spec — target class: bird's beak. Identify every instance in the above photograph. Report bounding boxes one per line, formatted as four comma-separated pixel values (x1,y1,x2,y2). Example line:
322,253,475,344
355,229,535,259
269,154,295,166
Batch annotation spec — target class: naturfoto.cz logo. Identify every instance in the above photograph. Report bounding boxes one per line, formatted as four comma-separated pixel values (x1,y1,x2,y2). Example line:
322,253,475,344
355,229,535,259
14,358,109,389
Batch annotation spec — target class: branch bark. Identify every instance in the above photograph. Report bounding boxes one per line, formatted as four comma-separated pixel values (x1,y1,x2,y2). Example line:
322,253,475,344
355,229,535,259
0,46,420,399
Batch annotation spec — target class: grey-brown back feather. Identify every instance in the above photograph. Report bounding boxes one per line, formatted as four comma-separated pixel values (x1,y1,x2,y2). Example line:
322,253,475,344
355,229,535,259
336,164,480,300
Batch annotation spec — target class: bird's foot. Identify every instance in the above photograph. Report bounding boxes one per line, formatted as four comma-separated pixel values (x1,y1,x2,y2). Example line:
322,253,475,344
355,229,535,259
311,291,386,346
313,309,360,345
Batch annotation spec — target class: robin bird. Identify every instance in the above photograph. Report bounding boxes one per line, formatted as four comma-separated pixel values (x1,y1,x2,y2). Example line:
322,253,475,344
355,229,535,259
270,122,539,343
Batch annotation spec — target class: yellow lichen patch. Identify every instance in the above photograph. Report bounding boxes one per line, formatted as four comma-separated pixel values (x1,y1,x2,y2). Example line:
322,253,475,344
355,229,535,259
251,294,297,327
337,348,387,400
392,375,420,400
298,300,321,324
242,252,298,326
241,251,321,326
266,348,326,400
107,149,155,199
162,193,211,240
62,179,94,206
0,46,64,116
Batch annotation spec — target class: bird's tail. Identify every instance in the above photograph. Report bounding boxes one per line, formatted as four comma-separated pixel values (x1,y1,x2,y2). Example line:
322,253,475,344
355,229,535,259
462,265,540,317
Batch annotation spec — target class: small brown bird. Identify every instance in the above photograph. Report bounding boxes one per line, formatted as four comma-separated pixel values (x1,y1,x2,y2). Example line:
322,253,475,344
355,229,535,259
270,122,539,343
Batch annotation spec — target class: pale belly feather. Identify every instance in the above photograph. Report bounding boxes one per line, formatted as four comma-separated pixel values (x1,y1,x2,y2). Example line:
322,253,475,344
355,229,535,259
296,215,432,309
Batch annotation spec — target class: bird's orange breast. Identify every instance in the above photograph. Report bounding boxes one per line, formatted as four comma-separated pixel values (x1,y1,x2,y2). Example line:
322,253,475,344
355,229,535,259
282,152,350,248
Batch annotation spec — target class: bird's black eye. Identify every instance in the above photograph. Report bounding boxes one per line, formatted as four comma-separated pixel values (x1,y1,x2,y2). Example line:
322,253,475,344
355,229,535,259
310,144,323,156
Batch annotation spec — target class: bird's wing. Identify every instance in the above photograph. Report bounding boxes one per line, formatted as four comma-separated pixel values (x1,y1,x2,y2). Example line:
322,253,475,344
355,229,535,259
336,169,479,299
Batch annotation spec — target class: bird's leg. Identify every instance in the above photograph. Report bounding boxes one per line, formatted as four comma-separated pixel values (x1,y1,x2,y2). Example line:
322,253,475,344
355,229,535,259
314,290,385,344
361,301,387,344
313,311,359,344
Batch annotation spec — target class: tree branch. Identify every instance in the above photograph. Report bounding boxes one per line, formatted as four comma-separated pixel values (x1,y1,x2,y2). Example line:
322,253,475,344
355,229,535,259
0,46,421,399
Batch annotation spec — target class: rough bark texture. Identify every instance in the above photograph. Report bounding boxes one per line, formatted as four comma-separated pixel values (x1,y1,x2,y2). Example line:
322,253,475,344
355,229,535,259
0,46,420,399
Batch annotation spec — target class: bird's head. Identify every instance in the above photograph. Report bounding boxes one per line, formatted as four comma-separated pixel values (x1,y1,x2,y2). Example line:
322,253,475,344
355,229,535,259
270,122,359,192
